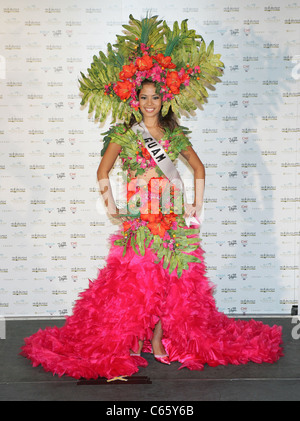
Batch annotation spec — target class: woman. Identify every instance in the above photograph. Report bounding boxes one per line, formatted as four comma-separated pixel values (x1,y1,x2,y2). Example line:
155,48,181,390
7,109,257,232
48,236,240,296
97,80,205,361
21,15,283,381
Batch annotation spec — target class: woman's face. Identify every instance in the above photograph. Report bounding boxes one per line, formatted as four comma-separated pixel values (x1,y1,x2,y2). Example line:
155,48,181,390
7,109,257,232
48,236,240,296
138,83,162,120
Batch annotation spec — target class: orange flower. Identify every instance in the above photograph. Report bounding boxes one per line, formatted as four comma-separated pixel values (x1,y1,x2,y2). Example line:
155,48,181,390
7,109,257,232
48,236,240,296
140,213,161,223
119,62,137,80
179,71,190,85
135,54,153,71
153,53,176,69
147,221,167,238
127,187,137,202
123,221,131,231
141,147,151,160
165,71,181,94
163,213,177,223
161,213,177,229
141,211,176,238
114,80,133,100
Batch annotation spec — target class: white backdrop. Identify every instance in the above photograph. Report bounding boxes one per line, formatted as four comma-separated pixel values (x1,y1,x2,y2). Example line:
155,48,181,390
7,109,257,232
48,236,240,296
0,0,299,317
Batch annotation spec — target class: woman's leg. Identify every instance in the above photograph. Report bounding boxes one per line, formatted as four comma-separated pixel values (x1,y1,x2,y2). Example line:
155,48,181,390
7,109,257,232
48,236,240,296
130,339,144,355
152,320,167,355
130,321,166,356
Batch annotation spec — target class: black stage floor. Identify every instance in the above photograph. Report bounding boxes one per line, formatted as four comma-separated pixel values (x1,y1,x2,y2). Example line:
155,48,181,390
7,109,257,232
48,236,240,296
0,317,299,401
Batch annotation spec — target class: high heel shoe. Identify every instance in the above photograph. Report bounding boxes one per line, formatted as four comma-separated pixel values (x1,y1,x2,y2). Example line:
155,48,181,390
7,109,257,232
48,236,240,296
153,354,171,365
129,350,148,368
151,344,171,365
130,339,144,357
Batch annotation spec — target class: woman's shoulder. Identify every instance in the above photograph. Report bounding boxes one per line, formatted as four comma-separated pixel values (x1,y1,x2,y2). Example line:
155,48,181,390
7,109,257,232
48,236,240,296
167,125,193,152
100,123,138,156
102,123,128,136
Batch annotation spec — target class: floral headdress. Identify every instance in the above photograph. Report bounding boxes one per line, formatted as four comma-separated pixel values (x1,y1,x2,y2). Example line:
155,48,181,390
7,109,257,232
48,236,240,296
79,14,224,124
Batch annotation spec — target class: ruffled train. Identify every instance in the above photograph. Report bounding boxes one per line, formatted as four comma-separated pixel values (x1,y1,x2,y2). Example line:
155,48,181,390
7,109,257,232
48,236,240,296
21,233,283,380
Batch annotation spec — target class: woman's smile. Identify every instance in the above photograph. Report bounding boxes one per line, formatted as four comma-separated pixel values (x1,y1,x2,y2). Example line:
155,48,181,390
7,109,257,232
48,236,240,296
138,83,162,119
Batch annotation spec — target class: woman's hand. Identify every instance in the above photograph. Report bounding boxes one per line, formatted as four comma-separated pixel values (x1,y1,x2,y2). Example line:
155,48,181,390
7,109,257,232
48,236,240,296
183,203,204,227
183,203,196,219
184,203,203,218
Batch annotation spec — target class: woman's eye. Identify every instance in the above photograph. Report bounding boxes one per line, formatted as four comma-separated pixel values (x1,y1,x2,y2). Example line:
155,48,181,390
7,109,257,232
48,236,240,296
140,96,160,100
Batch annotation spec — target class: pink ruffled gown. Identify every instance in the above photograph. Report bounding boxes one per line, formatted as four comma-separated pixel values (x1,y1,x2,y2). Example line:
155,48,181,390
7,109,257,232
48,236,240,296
21,127,283,380
21,214,283,380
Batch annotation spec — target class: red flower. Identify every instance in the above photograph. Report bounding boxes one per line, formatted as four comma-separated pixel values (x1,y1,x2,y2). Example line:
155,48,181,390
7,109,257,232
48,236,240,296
119,62,137,80
145,213,176,238
147,221,167,238
135,54,153,71
161,213,177,229
140,213,161,223
114,80,133,100
123,221,131,231
165,71,181,95
179,70,190,85
153,53,176,69
127,188,136,202
141,147,151,160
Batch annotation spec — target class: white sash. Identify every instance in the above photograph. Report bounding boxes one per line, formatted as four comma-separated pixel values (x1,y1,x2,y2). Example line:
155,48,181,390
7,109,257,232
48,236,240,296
132,121,203,227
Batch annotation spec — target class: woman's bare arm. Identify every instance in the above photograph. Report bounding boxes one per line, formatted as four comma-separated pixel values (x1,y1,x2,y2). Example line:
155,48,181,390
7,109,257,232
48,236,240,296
180,146,205,217
97,142,122,216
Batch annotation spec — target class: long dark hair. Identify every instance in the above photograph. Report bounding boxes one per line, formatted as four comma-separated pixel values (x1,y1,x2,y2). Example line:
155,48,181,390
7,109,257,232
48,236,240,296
125,80,179,132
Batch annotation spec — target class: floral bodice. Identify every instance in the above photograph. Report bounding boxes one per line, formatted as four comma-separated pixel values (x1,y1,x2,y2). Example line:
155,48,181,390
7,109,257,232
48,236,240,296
100,124,200,278
101,123,192,177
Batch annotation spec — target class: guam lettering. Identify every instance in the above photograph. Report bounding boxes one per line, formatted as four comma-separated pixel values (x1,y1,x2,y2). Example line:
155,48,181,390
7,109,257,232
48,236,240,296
144,137,166,162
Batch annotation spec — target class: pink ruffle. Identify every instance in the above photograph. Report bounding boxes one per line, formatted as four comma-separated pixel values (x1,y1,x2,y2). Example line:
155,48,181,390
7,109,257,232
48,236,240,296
21,233,283,380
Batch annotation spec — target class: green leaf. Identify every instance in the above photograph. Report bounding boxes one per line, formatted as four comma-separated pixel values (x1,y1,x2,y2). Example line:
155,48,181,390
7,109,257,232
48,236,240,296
101,135,111,156
188,255,202,263
152,235,161,250
122,243,128,257
168,254,178,274
130,235,139,255
177,267,183,278
163,248,171,269
157,244,166,261
136,227,145,256
144,228,152,248
161,101,171,117
207,40,214,56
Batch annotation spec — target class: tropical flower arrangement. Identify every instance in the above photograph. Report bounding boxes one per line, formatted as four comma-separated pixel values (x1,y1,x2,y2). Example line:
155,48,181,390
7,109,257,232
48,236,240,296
104,45,202,111
79,14,224,124
113,177,201,278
